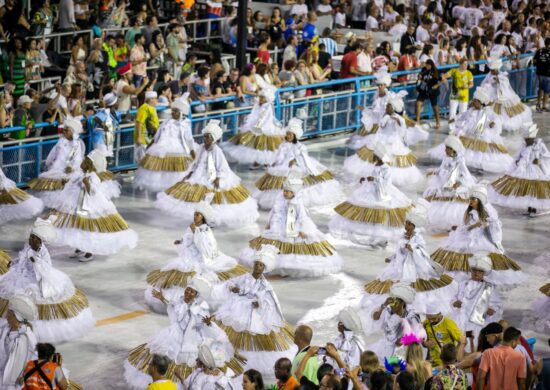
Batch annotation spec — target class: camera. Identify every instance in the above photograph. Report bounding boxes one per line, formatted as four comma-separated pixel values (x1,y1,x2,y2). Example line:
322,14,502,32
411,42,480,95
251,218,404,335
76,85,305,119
317,347,327,355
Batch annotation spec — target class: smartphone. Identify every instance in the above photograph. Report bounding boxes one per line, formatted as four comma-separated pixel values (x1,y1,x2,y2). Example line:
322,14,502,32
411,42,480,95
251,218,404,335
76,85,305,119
317,347,327,355
466,330,473,338
335,368,346,377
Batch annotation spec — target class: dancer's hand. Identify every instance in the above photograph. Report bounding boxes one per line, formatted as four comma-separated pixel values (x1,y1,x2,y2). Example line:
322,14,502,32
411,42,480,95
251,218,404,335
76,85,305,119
152,289,165,303
453,300,462,308
202,316,212,325
174,239,182,245
230,286,240,294
405,243,413,252
64,167,73,174
533,158,539,165
213,178,220,189
367,176,374,182
298,231,307,239
359,177,366,183
486,308,495,316
252,301,259,308
385,257,392,263
29,257,36,263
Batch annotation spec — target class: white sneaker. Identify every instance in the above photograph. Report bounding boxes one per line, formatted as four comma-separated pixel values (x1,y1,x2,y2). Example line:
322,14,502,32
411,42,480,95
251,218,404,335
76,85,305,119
79,254,94,262
69,250,84,259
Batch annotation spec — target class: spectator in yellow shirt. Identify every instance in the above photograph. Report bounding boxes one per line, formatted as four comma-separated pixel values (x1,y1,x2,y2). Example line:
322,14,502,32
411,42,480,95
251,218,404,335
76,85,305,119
443,58,473,123
423,308,466,367
146,354,177,390
134,91,159,162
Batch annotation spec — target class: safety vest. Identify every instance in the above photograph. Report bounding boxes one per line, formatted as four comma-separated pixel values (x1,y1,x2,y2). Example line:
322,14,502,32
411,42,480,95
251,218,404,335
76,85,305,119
23,360,59,390
102,43,117,69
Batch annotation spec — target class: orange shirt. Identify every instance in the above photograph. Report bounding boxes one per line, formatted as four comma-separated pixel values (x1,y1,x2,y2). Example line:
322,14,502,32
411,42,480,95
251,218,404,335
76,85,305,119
479,345,526,390
278,376,300,390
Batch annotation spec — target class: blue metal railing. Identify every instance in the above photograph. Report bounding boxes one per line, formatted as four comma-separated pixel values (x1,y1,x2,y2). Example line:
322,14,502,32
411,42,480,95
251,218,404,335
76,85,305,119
1,54,538,186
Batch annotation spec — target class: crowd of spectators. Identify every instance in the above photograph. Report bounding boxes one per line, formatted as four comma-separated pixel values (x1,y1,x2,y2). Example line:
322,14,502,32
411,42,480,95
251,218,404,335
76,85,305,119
0,0,549,142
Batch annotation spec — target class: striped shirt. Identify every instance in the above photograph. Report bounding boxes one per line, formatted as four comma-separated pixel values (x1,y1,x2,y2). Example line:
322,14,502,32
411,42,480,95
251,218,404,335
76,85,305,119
320,37,338,57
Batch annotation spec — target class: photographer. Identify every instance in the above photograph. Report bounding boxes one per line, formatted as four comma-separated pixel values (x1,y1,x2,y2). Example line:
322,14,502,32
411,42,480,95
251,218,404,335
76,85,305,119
22,343,69,390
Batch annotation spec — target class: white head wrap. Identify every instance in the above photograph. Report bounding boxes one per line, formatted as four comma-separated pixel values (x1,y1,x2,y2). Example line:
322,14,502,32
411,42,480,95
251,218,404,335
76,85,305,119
390,282,415,304
198,339,227,369
188,277,212,300
444,135,465,154
522,122,538,138
194,193,215,223
171,98,190,116
283,175,304,195
473,87,491,105
63,117,83,135
296,108,308,120
260,86,277,103
145,91,158,100
31,217,57,243
253,244,279,273
87,150,107,173
406,198,429,228
375,72,392,87
338,308,363,333
470,184,488,205
202,120,223,142
373,143,391,163
286,118,304,139
389,96,405,113
9,295,38,322
103,92,118,107
468,253,492,273
488,57,503,70
424,302,442,316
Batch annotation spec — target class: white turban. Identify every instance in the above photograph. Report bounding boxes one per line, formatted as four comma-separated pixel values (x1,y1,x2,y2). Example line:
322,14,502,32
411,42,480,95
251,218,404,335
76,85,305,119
373,143,391,163
473,87,491,105
202,120,223,142
406,198,429,228
171,99,190,116
488,57,502,70
87,150,108,173
198,339,227,369
63,117,83,135
188,277,212,300
338,307,363,333
468,253,492,273
103,93,118,107
469,184,488,205
375,72,392,87
260,86,277,103
31,217,57,243
389,96,405,113
283,176,304,195
9,295,38,322
285,118,304,139
194,200,215,223
390,282,415,305
444,135,465,154
522,122,538,138
253,244,279,273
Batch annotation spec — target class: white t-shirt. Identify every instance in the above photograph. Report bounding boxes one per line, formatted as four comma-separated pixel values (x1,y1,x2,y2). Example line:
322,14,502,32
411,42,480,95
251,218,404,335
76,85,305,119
366,15,379,30
383,11,399,24
357,52,373,73
290,3,308,18
116,79,132,113
351,0,367,22
389,23,407,40
317,4,332,13
416,25,431,43
452,5,466,20
335,12,346,26
56,95,68,114
462,8,484,33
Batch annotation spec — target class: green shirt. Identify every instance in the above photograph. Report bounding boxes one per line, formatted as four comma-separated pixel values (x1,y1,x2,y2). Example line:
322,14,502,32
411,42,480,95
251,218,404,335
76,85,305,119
12,108,34,139
292,350,319,385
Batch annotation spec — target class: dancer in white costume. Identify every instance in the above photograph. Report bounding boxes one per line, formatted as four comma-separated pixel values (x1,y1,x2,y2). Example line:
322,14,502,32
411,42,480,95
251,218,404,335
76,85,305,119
347,71,428,150
253,117,343,209
343,97,424,188
215,245,297,377
481,56,532,133
240,176,342,278
125,277,245,389
451,254,502,340
332,308,365,368
134,98,197,193
423,135,476,231
360,200,456,332
0,167,43,225
155,119,259,228
222,86,285,167
490,122,550,216
428,87,514,174
330,144,412,246
0,218,95,343
184,340,237,389
47,150,138,261
523,283,550,334
431,184,527,285
0,296,38,390
27,118,85,208
145,198,248,314
367,283,423,359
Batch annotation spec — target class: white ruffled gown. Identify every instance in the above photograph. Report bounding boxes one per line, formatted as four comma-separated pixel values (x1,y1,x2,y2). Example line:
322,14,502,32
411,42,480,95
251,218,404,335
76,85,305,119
423,154,476,231
480,72,532,133
490,139,550,211
428,107,514,173
0,167,43,224
155,144,259,228
253,141,343,209
47,171,138,255
430,205,527,285
221,101,285,165
0,244,95,343
360,232,456,332
134,117,197,193
124,296,243,390
347,91,429,150
329,164,412,246
27,136,85,208
239,192,342,277
344,114,424,188
145,224,248,314
0,318,37,390
215,273,297,378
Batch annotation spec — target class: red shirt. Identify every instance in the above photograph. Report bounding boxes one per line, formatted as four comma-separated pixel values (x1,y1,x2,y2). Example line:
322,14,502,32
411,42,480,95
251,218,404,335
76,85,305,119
397,54,419,82
479,344,526,390
340,51,358,79
257,49,270,65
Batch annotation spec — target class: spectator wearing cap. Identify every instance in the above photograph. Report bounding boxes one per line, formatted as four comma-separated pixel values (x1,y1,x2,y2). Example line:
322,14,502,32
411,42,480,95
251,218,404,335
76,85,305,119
116,64,149,117
93,92,121,157
134,91,159,162
422,307,466,367
12,95,35,140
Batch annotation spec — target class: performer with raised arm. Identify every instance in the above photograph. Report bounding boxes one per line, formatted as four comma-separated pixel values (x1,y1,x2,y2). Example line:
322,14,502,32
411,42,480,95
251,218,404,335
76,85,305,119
155,119,259,228
135,97,197,193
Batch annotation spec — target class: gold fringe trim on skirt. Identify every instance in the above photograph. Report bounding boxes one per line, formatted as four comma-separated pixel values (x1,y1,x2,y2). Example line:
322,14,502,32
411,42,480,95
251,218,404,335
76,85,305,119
68,381,83,390
147,264,249,289
255,170,335,191
364,274,454,294
249,236,335,257
459,136,508,154
50,211,130,233
493,102,526,117
0,289,90,320
97,171,114,181
27,177,65,191
165,182,251,205
431,248,522,272
215,320,295,352
0,187,31,205
139,154,194,172
227,131,285,152
0,250,10,275
334,202,411,227
127,343,246,382
424,195,469,203
540,283,550,297
356,147,417,168
491,175,550,200
403,114,416,127
358,124,380,137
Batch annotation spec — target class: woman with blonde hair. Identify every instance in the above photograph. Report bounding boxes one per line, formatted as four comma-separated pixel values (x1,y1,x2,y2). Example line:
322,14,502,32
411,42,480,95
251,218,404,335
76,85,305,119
405,341,432,388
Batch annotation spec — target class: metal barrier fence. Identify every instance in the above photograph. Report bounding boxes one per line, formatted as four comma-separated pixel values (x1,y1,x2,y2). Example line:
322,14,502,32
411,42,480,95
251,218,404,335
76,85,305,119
0,54,538,187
